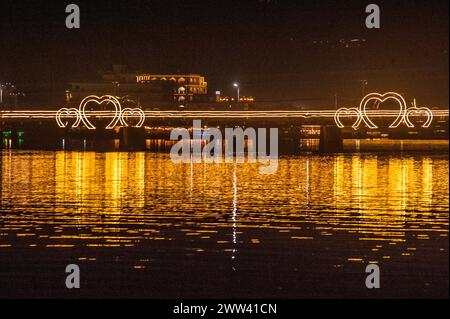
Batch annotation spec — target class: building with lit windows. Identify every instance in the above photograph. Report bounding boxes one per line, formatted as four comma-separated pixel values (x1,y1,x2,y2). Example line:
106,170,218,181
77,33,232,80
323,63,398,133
136,74,207,98
67,65,209,108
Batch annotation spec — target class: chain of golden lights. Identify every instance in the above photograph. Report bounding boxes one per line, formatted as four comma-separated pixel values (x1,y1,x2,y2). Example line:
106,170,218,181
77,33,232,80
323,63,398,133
0,93,447,130
2,109,448,118
1,110,447,118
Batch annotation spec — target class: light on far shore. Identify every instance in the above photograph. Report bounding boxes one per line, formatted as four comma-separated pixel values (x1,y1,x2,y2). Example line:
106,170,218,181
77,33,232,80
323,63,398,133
233,82,240,103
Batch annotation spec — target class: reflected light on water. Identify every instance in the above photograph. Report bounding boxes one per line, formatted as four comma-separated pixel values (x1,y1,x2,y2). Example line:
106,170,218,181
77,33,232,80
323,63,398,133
0,150,448,275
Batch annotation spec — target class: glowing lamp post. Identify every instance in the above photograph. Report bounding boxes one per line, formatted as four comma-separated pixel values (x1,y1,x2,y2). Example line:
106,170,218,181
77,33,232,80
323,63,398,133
233,83,240,103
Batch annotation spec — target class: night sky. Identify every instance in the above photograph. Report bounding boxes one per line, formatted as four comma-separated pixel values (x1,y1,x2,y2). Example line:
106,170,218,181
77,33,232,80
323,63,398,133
0,0,448,104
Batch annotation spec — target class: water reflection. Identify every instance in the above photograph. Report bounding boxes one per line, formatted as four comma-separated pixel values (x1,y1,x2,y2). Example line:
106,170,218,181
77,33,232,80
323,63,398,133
232,164,238,263
0,150,448,296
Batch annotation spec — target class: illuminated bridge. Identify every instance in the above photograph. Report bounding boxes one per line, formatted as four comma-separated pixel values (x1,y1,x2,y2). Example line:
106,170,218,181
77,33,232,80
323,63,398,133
1,92,449,152
1,109,449,120
1,108,448,130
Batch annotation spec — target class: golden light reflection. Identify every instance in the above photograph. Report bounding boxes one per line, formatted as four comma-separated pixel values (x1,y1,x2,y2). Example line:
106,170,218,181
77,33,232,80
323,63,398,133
0,151,448,267
422,158,433,209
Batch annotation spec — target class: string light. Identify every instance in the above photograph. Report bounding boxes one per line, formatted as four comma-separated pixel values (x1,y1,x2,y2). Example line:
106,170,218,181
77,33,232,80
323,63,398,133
0,91,446,132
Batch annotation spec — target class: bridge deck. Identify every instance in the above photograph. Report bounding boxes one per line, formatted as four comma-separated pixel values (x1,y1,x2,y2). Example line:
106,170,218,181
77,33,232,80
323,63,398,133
1,109,449,119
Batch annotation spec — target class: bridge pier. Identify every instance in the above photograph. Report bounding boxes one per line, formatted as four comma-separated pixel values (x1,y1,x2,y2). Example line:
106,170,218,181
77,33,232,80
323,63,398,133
120,127,146,151
319,125,343,153
279,126,301,155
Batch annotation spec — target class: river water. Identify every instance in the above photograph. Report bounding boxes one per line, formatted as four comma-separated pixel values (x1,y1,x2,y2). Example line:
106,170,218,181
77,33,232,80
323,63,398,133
0,151,448,298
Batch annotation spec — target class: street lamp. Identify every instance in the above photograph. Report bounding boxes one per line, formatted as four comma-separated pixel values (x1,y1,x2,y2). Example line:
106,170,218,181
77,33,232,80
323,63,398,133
233,83,240,103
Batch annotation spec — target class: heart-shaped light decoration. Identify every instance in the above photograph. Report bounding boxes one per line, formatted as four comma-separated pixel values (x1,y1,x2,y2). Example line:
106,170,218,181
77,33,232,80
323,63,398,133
55,108,80,128
405,99,433,128
121,108,146,127
334,107,362,130
79,95,123,130
359,92,408,129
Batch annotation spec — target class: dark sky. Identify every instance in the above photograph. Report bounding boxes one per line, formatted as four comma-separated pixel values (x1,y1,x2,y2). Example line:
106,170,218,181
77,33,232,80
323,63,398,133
0,0,448,103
